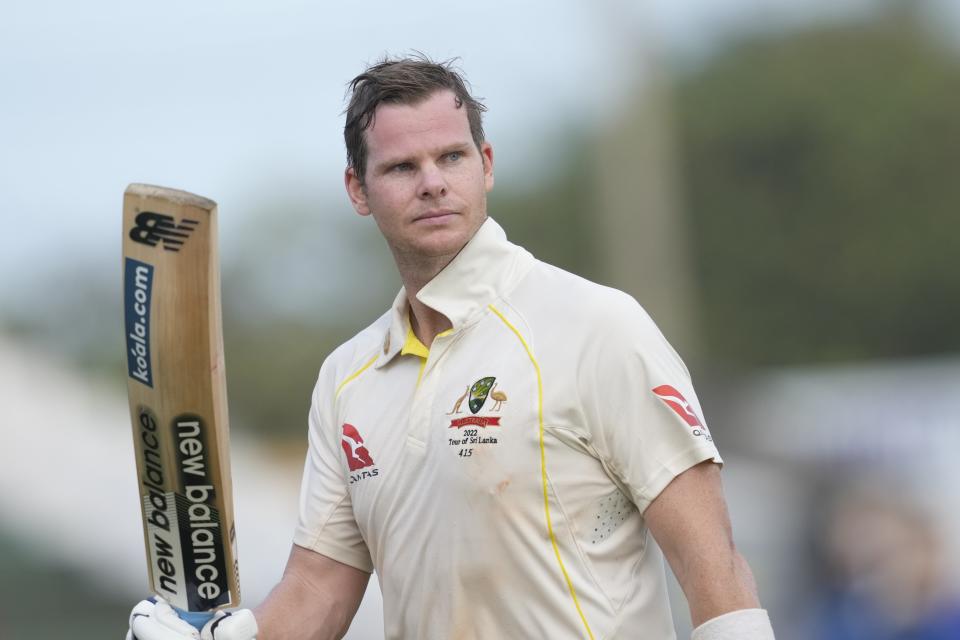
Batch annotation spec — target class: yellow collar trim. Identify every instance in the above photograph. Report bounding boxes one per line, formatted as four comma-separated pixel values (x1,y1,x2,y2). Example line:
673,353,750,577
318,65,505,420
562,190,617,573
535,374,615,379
401,326,430,359
400,326,454,360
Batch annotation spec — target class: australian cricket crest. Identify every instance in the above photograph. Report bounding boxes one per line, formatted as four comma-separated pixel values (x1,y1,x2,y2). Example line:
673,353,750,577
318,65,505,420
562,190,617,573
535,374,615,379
446,377,508,459
448,376,507,428
468,376,496,413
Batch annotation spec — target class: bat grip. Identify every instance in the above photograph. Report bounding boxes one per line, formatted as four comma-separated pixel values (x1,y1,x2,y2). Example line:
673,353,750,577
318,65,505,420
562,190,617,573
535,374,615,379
177,608,215,631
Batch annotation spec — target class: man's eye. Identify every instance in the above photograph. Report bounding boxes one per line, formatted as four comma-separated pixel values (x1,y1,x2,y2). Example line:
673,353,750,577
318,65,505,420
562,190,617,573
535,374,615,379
392,163,413,172
446,152,462,162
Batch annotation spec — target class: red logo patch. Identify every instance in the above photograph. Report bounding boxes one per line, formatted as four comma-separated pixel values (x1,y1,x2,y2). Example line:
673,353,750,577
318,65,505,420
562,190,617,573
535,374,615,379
652,385,704,428
341,423,375,471
449,416,501,429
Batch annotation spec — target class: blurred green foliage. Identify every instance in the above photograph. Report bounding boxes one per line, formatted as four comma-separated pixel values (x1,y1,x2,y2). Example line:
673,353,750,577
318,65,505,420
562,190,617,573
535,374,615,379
490,132,602,284
223,319,356,441
0,531,130,639
676,7,960,365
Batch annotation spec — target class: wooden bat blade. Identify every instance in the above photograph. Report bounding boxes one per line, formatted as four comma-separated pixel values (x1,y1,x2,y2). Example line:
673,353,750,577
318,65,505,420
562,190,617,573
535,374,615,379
122,183,240,613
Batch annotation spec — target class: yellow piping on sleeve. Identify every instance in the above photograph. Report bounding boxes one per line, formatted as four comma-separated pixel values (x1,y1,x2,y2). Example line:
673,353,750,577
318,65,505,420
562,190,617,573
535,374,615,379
488,304,595,640
335,353,379,399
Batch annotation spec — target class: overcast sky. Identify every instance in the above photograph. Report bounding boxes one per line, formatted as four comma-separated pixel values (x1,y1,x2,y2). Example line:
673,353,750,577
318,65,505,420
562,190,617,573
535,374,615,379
2,0,953,304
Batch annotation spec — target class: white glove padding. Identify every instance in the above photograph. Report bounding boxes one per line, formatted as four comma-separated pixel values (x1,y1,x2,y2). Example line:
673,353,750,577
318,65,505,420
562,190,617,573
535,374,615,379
127,598,201,640
126,597,257,640
200,609,258,640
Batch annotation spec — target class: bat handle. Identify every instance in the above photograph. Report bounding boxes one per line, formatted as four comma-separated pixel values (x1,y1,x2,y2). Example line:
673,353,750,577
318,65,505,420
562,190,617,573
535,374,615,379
176,608,215,631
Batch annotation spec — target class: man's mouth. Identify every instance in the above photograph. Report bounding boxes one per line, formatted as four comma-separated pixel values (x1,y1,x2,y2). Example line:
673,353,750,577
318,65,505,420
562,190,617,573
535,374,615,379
414,210,458,222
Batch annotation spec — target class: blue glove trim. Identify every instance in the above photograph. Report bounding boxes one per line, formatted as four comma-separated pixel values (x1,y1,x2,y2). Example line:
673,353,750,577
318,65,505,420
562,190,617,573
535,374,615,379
177,609,215,631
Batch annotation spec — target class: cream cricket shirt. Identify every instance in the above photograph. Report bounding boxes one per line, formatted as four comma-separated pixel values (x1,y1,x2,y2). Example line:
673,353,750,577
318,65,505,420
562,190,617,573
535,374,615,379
294,218,721,639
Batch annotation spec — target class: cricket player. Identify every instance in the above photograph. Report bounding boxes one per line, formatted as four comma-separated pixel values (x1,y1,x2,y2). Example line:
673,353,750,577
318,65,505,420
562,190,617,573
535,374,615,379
128,55,775,639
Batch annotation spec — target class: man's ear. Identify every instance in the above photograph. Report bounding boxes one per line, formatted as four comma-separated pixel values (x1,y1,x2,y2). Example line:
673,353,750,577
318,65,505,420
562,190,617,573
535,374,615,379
481,142,495,192
345,167,371,216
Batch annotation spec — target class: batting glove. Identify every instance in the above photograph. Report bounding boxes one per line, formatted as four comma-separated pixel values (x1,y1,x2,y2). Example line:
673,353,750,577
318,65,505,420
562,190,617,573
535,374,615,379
127,597,258,640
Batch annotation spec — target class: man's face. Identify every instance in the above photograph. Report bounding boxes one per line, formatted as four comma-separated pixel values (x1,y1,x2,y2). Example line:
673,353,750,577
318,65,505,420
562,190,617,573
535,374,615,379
345,90,494,263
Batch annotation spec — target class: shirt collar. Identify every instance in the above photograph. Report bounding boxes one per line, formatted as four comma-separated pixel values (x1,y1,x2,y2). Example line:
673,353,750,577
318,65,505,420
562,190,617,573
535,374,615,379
376,217,533,368
400,325,430,359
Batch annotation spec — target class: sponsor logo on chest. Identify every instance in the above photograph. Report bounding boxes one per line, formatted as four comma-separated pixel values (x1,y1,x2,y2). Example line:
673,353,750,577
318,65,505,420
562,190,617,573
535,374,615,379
341,423,380,483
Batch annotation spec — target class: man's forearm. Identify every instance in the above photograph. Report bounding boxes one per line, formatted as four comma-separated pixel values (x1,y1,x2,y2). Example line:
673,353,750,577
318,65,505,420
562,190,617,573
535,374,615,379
254,545,371,640
254,573,359,640
682,548,760,627
680,548,775,638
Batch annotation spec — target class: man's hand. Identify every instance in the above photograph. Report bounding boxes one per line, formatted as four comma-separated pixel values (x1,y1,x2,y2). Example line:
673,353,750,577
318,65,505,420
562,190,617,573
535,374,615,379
126,597,258,640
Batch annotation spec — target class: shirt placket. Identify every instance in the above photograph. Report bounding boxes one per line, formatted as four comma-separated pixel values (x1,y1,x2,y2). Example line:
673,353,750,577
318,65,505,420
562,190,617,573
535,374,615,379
405,332,457,447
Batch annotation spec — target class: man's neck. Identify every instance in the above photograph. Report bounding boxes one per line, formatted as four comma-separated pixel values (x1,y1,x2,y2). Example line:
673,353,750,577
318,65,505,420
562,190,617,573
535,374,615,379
393,251,456,349
393,249,453,296
407,298,451,349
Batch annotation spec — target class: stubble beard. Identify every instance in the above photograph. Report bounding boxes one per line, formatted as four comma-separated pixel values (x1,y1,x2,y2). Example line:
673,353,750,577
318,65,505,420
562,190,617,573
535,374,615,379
389,210,487,294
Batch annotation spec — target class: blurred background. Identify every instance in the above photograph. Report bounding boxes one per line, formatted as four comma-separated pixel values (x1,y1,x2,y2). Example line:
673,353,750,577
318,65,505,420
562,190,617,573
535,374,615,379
2,0,959,638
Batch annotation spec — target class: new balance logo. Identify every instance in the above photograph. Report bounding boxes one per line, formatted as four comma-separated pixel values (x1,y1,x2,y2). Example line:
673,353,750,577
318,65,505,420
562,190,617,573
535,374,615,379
129,211,200,252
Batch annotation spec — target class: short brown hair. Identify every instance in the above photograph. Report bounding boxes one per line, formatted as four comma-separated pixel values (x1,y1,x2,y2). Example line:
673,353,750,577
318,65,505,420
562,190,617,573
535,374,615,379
344,53,487,183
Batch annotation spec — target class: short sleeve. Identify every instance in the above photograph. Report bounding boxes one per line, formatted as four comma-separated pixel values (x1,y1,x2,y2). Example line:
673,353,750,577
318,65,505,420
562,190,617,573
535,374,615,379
578,295,722,513
292,358,374,573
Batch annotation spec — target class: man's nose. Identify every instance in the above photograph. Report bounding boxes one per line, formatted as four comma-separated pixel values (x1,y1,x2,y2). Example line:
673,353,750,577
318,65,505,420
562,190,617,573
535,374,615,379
418,163,447,199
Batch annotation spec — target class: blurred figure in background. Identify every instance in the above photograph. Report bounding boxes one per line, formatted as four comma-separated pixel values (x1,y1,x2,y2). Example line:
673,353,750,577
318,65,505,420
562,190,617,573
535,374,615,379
811,484,960,640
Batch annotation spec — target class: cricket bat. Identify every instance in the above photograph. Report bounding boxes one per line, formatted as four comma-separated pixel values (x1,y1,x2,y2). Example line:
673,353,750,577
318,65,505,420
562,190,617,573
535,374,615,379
121,184,240,627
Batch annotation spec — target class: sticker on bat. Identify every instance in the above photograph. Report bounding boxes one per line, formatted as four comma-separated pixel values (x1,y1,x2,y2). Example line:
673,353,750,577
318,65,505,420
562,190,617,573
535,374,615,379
124,258,154,387
172,414,231,610
129,211,200,252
